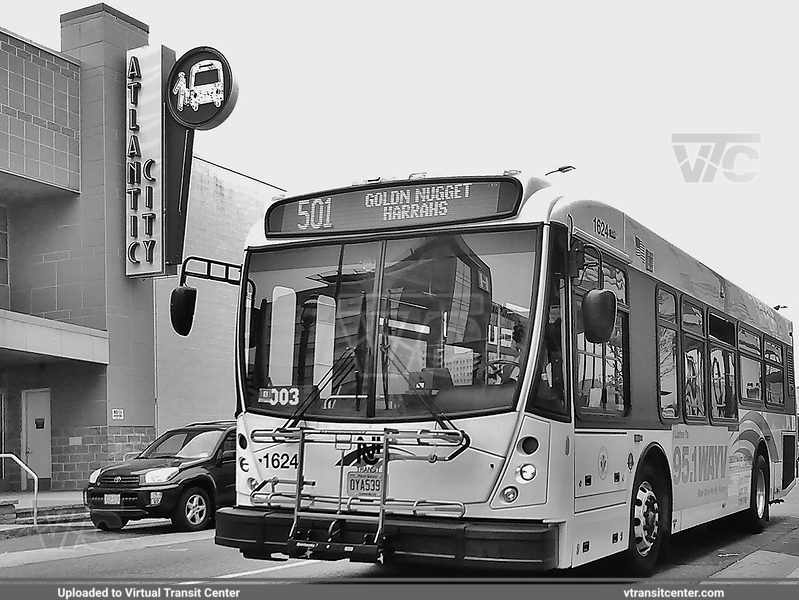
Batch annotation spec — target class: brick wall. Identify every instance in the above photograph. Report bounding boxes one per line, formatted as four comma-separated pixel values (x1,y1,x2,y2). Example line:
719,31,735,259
50,424,155,490
0,29,80,190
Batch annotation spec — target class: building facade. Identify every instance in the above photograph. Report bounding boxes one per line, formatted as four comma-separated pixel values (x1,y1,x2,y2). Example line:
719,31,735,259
0,4,281,491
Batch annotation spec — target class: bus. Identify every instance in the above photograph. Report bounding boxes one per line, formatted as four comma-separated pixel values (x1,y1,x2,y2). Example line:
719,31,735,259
170,169,797,574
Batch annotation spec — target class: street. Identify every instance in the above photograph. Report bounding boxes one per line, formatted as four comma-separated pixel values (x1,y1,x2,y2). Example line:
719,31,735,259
1,487,798,582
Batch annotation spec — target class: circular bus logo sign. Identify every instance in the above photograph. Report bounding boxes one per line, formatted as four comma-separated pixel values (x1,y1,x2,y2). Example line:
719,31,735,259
166,47,238,130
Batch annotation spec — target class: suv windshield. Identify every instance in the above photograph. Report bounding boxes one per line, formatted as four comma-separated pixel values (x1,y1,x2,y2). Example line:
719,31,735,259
141,430,224,459
242,229,538,421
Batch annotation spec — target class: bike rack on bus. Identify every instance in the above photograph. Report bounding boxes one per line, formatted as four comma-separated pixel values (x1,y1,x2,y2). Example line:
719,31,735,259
248,426,469,561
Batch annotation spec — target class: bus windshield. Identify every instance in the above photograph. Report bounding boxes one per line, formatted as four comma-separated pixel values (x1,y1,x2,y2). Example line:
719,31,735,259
241,229,538,421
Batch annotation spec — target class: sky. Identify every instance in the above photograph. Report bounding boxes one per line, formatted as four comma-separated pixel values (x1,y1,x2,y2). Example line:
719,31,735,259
4,1,798,332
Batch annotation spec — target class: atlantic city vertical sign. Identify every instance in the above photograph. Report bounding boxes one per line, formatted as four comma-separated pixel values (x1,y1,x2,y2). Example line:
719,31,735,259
124,45,238,278
125,46,168,277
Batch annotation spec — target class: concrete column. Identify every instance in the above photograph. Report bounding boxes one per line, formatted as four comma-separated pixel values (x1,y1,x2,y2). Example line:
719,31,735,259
60,5,155,428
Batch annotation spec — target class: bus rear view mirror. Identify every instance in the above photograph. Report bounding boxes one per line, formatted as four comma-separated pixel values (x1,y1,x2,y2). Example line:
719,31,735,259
171,285,197,337
568,239,585,279
583,289,617,344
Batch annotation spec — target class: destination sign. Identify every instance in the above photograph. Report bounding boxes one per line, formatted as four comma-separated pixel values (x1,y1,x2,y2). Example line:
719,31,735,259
266,177,522,235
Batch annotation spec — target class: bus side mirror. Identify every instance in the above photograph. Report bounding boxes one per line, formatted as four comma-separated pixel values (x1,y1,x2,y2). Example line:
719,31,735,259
170,285,197,337
568,239,585,279
583,289,617,343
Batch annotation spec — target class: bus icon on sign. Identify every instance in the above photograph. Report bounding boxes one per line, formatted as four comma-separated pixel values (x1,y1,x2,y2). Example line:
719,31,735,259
166,47,238,131
172,60,224,112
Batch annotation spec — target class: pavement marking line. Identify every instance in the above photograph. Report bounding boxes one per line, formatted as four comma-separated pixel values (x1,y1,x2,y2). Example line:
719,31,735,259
181,559,325,583
215,559,325,578
779,564,799,584
0,530,214,570
708,550,799,579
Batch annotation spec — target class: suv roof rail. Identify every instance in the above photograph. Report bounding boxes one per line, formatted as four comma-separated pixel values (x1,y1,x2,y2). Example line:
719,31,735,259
184,420,236,427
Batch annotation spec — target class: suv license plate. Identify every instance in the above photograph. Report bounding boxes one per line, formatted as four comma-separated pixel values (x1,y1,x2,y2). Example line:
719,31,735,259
104,493,121,505
347,472,381,497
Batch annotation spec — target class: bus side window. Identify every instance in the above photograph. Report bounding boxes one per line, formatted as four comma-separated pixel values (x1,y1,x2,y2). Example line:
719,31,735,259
573,251,629,417
709,347,737,420
707,312,738,422
764,339,785,407
656,288,679,420
573,249,601,411
739,327,763,406
681,300,706,421
683,342,704,418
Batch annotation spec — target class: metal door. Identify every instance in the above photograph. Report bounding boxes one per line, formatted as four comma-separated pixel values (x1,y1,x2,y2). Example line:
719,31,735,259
22,389,52,489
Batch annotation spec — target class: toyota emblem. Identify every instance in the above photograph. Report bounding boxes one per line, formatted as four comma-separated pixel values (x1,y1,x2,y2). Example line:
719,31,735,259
113,476,122,483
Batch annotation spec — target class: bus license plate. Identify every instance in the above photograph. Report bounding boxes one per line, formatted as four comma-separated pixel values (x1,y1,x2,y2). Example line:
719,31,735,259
104,493,121,505
347,473,381,497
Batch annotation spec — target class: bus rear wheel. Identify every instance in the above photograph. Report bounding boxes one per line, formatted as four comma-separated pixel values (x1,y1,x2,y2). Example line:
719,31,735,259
739,454,769,533
625,462,668,576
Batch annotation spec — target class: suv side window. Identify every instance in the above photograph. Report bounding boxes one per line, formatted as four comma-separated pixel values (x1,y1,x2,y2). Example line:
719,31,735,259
220,432,236,459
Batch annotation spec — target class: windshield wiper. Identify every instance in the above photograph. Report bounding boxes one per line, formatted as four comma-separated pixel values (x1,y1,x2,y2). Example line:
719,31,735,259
282,346,360,428
379,338,459,432
283,290,373,427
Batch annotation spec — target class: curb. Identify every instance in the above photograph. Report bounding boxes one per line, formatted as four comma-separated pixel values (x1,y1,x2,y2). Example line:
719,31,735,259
0,502,91,540
0,520,95,540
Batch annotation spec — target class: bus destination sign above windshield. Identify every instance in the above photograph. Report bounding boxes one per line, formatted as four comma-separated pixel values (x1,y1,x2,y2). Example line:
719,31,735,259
266,178,522,235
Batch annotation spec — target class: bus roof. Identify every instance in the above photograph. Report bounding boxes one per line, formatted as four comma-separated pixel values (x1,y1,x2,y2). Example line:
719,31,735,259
244,169,792,343
547,194,793,344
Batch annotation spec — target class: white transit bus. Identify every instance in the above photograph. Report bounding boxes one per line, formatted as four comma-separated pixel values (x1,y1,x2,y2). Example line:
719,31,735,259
170,168,797,574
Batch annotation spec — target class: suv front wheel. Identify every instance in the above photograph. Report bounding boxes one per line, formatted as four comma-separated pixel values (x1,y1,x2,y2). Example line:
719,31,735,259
172,487,212,531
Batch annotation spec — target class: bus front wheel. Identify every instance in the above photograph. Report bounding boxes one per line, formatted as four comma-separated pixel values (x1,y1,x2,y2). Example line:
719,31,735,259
625,462,669,576
739,454,769,533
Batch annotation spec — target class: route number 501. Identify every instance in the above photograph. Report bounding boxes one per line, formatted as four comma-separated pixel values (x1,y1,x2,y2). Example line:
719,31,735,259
297,198,333,230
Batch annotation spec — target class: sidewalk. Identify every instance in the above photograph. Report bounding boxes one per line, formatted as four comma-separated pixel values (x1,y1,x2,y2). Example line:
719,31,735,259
0,488,92,539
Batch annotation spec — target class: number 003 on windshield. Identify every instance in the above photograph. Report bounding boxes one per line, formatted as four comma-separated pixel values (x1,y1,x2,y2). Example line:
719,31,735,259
257,386,317,407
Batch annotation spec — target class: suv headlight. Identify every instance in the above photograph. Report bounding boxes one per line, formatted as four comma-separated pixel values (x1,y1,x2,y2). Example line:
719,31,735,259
89,468,102,484
144,467,179,484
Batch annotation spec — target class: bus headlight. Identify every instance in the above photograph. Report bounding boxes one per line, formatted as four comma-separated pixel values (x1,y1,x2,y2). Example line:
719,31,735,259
518,436,540,455
501,486,519,503
517,463,537,482
247,477,259,491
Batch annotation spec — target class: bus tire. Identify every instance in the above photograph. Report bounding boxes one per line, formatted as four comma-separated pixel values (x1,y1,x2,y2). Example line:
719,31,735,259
740,454,769,533
625,461,668,576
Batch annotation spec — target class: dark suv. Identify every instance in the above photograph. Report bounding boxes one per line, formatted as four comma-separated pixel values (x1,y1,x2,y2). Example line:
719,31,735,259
84,421,236,532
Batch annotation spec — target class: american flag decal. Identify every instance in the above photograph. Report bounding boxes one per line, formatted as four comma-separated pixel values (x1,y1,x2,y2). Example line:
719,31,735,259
635,236,654,272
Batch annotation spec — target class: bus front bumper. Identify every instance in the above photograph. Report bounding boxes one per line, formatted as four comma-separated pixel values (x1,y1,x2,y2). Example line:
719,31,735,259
215,506,560,571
